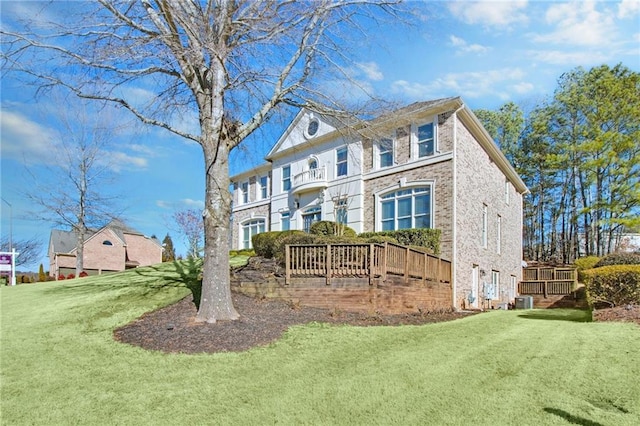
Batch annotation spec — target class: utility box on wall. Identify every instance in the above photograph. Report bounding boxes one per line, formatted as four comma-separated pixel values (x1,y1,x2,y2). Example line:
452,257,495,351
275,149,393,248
515,296,533,309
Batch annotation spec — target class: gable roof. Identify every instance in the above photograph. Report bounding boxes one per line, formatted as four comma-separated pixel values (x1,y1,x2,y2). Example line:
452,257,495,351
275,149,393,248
49,220,160,255
231,97,528,194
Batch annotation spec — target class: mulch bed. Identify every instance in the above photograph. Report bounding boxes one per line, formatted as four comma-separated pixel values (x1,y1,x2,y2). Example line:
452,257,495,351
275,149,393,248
592,304,640,326
114,292,474,354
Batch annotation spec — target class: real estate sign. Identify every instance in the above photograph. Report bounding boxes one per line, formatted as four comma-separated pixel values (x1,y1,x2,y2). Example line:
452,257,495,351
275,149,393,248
0,251,16,286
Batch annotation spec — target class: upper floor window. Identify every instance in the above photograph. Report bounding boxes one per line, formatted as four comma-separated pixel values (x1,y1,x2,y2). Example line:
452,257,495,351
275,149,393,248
336,147,348,177
282,166,291,191
259,176,269,199
505,180,510,205
496,215,502,255
379,186,432,231
418,122,434,157
241,182,249,204
102,240,113,246
306,118,319,138
481,204,488,248
308,158,318,170
379,138,394,168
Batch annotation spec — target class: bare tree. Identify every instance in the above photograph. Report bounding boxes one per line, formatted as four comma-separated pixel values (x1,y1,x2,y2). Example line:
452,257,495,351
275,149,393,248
0,236,43,268
24,98,121,275
2,0,404,322
173,209,204,259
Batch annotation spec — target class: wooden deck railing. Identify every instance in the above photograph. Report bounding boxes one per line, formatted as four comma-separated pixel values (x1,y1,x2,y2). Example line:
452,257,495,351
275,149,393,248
519,267,577,297
285,242,451,286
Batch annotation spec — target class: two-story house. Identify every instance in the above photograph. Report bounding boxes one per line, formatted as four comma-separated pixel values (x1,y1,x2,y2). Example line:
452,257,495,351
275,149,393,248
48,220,163,278
231,97,528,309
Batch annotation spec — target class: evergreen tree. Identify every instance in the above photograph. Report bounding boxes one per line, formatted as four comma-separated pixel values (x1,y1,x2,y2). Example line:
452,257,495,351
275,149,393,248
162,234,176,263
38,264,46,282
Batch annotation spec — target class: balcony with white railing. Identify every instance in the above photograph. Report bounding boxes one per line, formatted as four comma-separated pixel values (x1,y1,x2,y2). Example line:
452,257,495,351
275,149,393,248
292,167,328,194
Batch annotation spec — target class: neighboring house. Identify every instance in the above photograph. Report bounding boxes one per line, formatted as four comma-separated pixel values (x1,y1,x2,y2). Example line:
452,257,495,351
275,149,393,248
48,220,163,278
230,97,529,309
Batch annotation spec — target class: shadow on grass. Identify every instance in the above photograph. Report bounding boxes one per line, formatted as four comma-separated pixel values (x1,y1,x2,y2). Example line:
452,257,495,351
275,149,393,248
544,408,603,426
43,259,203,308
134,258,202,308
518,309,592,323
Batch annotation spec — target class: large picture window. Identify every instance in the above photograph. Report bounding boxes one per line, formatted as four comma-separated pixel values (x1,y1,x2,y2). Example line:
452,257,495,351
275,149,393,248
379,186,432,231
242,218,265,249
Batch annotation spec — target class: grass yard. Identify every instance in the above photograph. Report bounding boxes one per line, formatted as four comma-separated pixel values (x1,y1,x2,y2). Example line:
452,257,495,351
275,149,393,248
1,263,639,425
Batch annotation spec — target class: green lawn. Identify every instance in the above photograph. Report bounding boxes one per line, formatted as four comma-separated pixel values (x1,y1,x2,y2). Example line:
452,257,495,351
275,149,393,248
1,262,639,425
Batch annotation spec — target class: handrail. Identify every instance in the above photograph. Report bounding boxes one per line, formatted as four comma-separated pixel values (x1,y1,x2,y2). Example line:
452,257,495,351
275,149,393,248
285,242,451,286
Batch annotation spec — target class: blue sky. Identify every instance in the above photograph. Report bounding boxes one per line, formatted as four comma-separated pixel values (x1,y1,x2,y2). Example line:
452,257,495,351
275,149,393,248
1,0,639,271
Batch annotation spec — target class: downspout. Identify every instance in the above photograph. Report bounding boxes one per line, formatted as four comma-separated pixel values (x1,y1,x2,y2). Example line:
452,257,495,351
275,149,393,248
452,104,465,311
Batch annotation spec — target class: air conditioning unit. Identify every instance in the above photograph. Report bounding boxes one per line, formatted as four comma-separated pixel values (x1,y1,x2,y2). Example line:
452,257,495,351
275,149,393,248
515,296,533,309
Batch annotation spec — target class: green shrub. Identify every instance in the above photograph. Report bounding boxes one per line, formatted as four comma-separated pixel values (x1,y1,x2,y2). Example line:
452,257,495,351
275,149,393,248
358,229,441,255
273,233,321,264
309,221,357,237
594,252,640,268
361,235,399,245
252,231,307,259
237,249,256,257
583,265,640,307
575,256,600,282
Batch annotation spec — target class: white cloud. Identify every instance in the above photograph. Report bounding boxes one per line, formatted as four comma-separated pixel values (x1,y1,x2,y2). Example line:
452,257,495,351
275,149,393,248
449,35,491,54
448,1,528,28
0,109,56,164
181,198,205,209
391,68,527,101
618,0,640,18
527,49,609,65
532,1,616,46
156,200,172,209
105,151,149,172
356,62,384,81
511,82,534,94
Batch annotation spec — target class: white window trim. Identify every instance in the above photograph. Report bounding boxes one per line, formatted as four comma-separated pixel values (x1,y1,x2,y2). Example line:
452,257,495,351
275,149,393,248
411,118,438,160
240,216,267,249
282,165,291,192
482,204,488,248
505,180,511,205
280,211,291,231
374,181,435,232
374,135,395,170
240,181,249,204
496,214,502,255
491,270,500,301
258,175,269,200
336,146,348,178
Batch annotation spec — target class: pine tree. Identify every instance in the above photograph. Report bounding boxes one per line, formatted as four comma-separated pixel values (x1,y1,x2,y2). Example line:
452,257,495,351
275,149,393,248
162,234,176,262
38,264,46,282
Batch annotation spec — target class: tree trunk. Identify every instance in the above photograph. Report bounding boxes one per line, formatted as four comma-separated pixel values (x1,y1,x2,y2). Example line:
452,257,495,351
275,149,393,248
75,228,84,276
195,137,239,323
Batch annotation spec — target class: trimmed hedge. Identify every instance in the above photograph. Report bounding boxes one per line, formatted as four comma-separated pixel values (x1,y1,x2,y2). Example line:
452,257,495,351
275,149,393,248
574,256,600,282
252,231,305,259
309,221,357,237
594,252,640,268
358,229,441,255
583,265,640,307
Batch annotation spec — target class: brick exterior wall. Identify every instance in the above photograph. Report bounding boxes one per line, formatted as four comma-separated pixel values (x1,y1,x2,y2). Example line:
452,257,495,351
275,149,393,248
83,229,126,271
362,160,454,258
453,119,523,309
124,234,163,267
